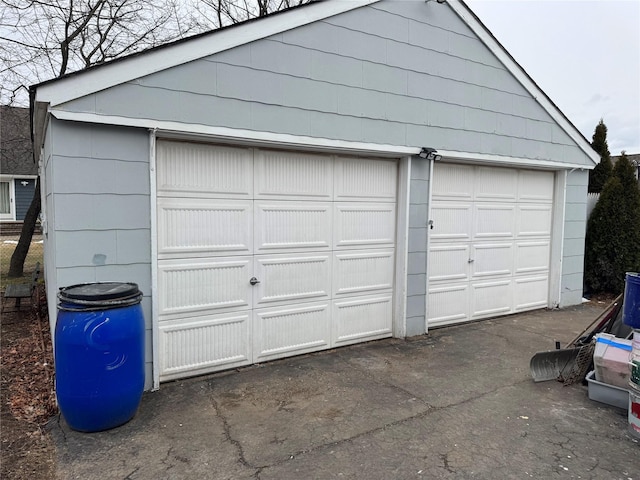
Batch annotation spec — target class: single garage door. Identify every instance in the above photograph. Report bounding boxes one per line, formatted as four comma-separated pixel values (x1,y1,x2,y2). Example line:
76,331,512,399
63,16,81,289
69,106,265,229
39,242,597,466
427,163,554,327
156,140,397,381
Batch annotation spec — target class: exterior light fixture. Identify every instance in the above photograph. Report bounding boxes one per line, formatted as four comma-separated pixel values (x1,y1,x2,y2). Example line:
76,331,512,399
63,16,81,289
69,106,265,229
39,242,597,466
419,147,442,161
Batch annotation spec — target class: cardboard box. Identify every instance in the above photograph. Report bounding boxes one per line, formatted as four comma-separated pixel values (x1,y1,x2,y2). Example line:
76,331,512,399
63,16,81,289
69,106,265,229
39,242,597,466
593,333,632,389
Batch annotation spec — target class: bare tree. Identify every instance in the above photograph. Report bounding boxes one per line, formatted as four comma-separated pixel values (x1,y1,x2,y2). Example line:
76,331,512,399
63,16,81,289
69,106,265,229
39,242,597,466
1,0,310,277
1,0,194,277
191,0,309,31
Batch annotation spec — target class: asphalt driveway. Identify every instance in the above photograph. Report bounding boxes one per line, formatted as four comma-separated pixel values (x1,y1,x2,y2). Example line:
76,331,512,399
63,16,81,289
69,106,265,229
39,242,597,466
51,304,639,479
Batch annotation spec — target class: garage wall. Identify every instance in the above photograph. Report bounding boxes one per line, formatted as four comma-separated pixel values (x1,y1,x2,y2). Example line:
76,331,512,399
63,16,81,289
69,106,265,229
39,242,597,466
406,158,430,336
560,169,588,307
55,0,593,168
44,118,153,389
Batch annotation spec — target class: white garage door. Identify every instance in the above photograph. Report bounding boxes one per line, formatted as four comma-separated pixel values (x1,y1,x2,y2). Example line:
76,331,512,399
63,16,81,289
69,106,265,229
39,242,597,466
427,163,554,327
155,141,397,381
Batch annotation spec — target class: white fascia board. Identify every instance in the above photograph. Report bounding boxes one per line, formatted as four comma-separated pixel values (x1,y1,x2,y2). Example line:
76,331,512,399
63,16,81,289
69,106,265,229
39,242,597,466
49,110,418,157
450,0,599,166
35,0,379,107
438,149,592,170
50,109,593,169
32,102,49,153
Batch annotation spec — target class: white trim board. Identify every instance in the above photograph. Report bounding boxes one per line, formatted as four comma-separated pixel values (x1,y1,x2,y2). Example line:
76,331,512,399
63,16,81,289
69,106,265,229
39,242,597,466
49,109,592,170
149,129,160,391
49,110,419,157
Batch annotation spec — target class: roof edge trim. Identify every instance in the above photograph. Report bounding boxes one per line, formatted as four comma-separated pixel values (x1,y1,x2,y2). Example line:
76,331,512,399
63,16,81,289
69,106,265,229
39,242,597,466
49,109,593,169
49,109,418,157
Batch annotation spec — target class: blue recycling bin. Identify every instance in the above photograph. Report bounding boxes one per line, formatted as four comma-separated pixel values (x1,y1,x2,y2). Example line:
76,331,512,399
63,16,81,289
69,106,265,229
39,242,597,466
55,282,145,432
623,272,640,328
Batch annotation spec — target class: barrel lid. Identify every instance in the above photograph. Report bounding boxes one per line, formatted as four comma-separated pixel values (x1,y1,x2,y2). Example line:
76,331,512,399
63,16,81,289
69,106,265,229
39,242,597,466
59,282,140,301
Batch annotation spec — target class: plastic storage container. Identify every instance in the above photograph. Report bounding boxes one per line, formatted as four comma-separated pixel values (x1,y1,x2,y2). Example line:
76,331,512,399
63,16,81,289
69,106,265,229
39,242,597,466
593,333,632,389
586,371,629,410
55,282,144,432
622,272,640,328
629,385,640,439
630,330,640,390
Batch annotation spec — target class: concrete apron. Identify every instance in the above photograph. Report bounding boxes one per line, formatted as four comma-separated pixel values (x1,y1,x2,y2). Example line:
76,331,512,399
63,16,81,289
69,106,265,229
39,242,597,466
51,304,640,479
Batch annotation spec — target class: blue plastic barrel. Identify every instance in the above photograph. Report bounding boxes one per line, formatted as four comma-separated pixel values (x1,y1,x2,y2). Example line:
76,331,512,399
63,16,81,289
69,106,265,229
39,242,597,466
623,272,640,328
55,282,144,432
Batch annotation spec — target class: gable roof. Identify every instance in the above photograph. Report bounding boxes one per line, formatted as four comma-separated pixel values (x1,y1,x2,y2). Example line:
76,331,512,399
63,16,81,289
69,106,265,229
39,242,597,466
31,0,599,166
0,106,36,176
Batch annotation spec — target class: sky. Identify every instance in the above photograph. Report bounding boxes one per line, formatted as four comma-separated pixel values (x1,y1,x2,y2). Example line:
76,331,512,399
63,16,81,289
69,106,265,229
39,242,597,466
466,0,640,156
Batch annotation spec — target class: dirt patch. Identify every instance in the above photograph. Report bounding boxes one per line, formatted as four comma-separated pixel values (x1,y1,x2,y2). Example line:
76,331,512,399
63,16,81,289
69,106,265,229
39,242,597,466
1,289,57,480
585,291,621,305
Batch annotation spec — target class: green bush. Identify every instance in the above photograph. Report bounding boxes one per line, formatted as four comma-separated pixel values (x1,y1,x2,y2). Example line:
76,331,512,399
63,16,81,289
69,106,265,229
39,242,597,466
588,119,612,193
584,153,640,293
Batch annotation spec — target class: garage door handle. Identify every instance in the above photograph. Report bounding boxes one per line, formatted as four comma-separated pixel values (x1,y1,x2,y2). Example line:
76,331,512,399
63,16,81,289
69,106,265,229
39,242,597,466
249,277,260,286
468,259,475,263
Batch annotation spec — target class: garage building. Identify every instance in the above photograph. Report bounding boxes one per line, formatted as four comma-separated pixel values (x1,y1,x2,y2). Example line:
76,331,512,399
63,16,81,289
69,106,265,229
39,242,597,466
32,0,598,390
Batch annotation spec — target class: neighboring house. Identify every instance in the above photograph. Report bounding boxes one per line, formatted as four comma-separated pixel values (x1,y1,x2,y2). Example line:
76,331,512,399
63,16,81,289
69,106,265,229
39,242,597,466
0,106,38,227
31,0,598,390
611,153,640,188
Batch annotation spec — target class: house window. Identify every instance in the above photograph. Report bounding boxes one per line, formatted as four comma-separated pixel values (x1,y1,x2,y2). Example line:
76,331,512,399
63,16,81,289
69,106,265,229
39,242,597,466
0,181,10,215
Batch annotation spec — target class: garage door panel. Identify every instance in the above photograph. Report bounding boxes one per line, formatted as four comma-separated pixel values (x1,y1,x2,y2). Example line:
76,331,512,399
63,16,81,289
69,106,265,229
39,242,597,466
470,280,512,318
332,295,393,346
253,254,331,306
333,249,394,296
429,203,472,242
156,144,398,381
254,202,332,253
156,141,252,199
428,164,553,328
518,170,554,203
158,313,251,381
427,285,469,326
474,205,515,240
158,257,252,317
432,163,474,201
428,245,469,282
514,276,549,311
334,157,397,202
476,167,517,202
157,198,252,258
516,205,552,237
254,150,333,201
515,241,550,274
253,302,331,362
471,243,513,278
334,203,396,249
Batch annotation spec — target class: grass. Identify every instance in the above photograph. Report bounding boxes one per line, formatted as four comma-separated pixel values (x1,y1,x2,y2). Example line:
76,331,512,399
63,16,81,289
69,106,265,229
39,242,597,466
0,238,44,291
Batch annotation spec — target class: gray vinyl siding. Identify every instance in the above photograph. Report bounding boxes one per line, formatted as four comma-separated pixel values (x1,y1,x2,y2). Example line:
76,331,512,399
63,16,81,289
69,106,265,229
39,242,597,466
13,178,36,220
560,170,588,307
406,157,430,336
45,118,153,389
56,1,592,168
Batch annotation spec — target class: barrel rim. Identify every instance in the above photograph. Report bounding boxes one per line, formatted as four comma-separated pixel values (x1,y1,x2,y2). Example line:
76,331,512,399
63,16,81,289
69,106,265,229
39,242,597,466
58,282,140,301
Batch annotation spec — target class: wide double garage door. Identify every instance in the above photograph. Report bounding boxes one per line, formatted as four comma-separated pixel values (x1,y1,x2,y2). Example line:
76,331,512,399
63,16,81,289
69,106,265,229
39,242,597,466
156,141,397,381
427,163,555,327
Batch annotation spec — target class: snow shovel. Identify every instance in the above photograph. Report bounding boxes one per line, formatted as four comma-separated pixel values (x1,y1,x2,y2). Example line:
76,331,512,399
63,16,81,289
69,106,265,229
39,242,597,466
529,294,623,383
